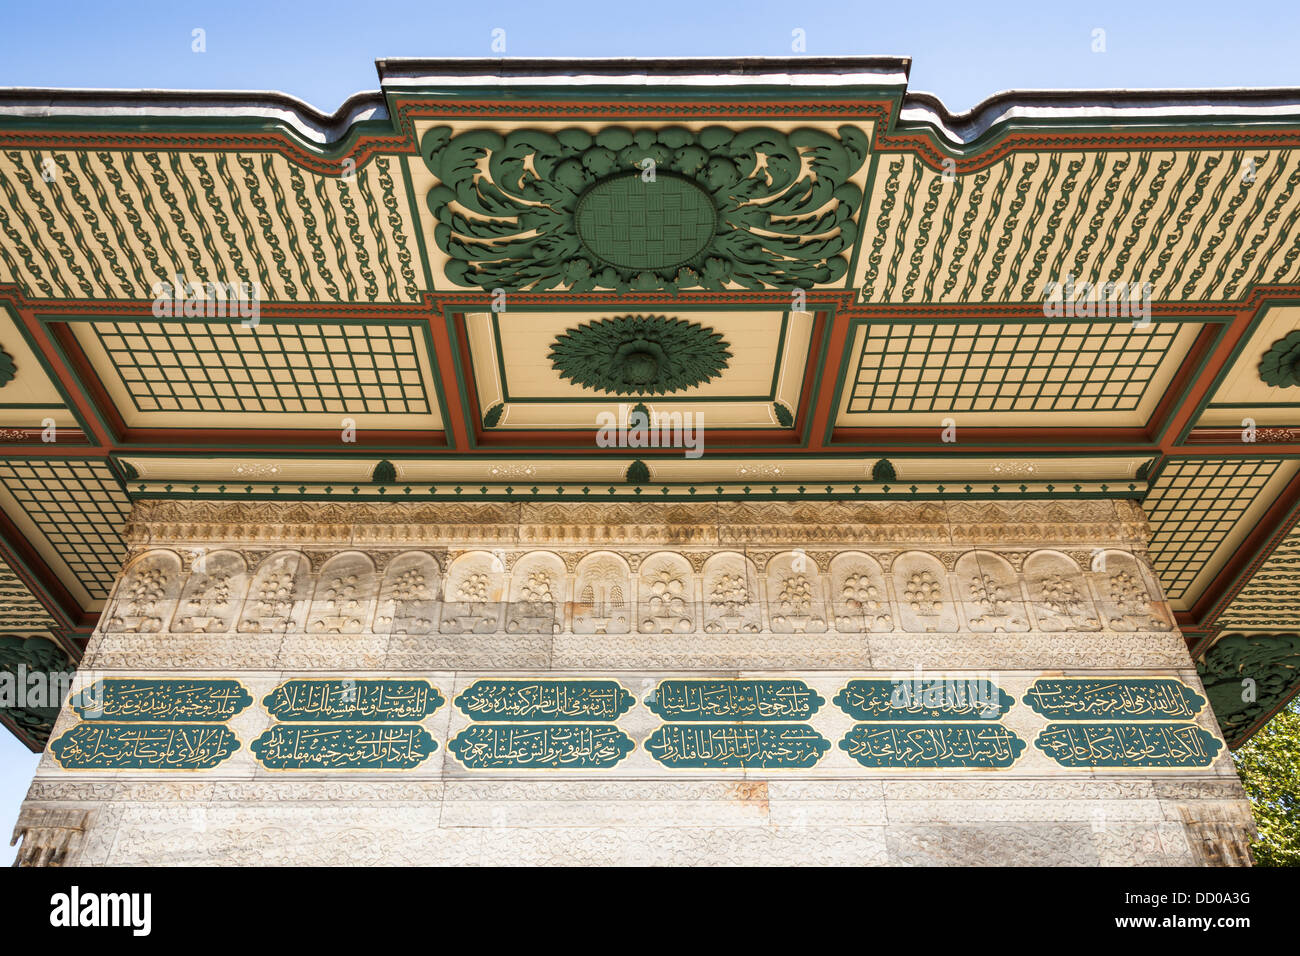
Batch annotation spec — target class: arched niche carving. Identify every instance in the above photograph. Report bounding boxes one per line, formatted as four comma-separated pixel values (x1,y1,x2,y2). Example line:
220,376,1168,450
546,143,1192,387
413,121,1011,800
701,551,762,634
237,550,312,634
892,551,958,633
829,552,892,632
105,550,182,634
172,550,248,634
1023,550,1099,631
638,551,695,634
765,551,827,634
955,551,1028,632
306,552,379,635
374,551,440,636
573,552,631,635
508,551,566,634
1091,549,1171,631
440,550,506,634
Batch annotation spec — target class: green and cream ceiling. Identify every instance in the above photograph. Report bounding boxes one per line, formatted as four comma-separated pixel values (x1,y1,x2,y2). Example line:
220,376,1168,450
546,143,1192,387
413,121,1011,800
1,57,1299,746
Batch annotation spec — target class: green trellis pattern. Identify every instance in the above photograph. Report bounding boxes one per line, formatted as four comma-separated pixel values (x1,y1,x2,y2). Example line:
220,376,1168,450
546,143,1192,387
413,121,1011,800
549,315,731,395
422,124,869,292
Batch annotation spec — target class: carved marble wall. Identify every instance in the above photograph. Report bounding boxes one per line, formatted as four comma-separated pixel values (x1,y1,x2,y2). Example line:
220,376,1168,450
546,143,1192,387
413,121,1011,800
13,499,1256,866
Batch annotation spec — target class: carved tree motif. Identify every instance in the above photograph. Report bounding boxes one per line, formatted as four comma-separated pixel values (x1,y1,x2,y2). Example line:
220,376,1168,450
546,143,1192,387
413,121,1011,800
892,552,958,633
766,552,827,633
508,552,566,634
374,552,440,636
1023,551,1099,631
306,554,378,635
439,552,505,634
639,552,694,634
829,553,891,632
956,552,1028,632
1093,551,1170,631
237,551,312,634
106,551,181,634
702,552,761,634
172,550,247,634
573,552,631,635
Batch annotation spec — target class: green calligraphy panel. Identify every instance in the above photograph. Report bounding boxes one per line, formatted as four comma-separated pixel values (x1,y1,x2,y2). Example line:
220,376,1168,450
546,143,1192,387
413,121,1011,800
448,724,634,769
70,679,252,722
647,679,824,721
1023,678,1206,721
834,679,1013,721
50,723,240,770
645,724,830,769
840,724,1026,768
454,680,634,722
1034,723,1223,768
251,724,437,770
263,679,444,721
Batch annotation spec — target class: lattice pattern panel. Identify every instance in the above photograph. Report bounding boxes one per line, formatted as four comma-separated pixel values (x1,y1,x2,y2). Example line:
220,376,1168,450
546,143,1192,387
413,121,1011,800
91,320,431,416
1146,458,1284,601
848,321,1181,414
0,459,129,601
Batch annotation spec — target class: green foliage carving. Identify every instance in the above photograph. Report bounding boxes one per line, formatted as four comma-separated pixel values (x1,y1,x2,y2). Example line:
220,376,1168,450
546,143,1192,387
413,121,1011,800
773,402,794,427
372,460,397,484
626,460,650,485
482,403,504,428
550,315,730,395
0,635,74,745
1199,633,1300,745
1260,331,1300,387
0,346,15,387
872,458,897,482
422,124,869,292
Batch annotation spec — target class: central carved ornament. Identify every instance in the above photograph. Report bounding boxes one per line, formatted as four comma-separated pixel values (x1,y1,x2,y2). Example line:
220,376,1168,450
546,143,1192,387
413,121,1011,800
573,172,718,272
548,315,731,395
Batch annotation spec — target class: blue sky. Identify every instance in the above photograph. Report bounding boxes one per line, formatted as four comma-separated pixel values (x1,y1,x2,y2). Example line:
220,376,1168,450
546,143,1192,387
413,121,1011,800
1,1,1299,114
1,0,1297,852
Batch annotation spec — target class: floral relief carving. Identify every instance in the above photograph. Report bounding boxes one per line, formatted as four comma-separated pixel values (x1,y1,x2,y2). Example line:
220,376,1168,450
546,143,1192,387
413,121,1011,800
956,552,1028,632
702,552,762,634
829,553,892,632
893,552,957,633
508,552,566,634
171,550,247,634
766,552,827,633
237,550,312,634
105,551,181,634
440,552,505,634
639,552,694,634
1093,550,1171,632
306,554,378,635
374,552,440,636
1023,551,1099,632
